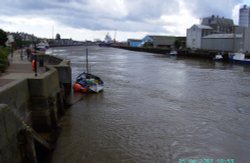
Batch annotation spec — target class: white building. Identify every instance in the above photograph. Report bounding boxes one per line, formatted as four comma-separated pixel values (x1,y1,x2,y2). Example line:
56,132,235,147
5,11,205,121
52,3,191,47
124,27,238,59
5,34,14,47
239,5,250,27
186,24,212,49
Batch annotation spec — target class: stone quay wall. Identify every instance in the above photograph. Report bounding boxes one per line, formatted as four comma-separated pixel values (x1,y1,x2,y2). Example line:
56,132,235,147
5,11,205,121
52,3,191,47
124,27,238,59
0,54,72,163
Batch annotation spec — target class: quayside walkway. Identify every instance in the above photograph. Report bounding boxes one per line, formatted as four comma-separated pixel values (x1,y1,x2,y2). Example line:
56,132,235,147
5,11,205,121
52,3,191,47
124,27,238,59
0,50,44,86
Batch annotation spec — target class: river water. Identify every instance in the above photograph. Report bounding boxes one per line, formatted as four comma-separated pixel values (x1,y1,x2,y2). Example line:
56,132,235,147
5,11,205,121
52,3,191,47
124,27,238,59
49,46,250,163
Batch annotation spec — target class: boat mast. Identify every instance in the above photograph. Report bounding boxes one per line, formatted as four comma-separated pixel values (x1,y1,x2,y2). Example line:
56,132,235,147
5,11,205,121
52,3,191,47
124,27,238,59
113,29,117,43
86,47,89,74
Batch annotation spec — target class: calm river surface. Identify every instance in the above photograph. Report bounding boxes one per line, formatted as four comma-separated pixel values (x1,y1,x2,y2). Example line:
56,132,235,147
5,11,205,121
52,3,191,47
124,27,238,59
49,46,250,163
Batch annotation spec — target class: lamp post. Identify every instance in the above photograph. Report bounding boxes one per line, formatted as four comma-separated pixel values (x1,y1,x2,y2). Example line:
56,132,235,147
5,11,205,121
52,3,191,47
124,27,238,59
20,37,23,60
34,54,37,77
32,36,38,77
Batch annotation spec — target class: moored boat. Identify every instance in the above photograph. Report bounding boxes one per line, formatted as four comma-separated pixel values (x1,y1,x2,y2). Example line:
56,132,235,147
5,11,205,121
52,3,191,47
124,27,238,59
73,72,104,93
228,52,250,65
213,52,223,61
73,47,104,93
36,41,49,51
98,33,112,47
169,50,178,56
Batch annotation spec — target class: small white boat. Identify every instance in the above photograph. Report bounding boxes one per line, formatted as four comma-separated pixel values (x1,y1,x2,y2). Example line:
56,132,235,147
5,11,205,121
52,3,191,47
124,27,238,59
36,41,49,51
214,54,223,60
169,50,177,56
214,52,223,61
166,50,178,56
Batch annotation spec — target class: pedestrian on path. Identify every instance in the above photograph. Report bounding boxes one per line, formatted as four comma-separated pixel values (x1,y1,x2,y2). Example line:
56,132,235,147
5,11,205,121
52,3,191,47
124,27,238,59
26,48,31,61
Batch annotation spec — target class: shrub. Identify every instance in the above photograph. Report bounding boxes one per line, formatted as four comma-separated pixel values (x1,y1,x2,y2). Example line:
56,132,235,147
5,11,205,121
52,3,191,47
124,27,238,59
0,47,9,72
0,29,7,47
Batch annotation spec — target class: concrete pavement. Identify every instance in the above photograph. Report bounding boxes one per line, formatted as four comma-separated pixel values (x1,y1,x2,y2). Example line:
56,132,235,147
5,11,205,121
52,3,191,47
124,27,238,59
0,50,44,87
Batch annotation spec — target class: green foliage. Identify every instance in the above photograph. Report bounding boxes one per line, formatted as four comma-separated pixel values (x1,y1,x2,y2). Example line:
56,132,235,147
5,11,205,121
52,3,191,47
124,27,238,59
13,35,22,48
143,41,153,48
0,47,9,60
174,37,186,49
12,35,33,49
174,40,181,49
0,29,8,47
0,47,9,72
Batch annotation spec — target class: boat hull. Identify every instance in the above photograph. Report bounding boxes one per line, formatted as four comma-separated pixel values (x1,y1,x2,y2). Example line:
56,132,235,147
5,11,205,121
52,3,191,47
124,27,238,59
229,59,250,65
228,52,250,65
73,72,104,93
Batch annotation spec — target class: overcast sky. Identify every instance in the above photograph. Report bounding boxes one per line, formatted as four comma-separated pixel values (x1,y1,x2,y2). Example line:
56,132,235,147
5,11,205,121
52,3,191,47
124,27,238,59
0,0,249,41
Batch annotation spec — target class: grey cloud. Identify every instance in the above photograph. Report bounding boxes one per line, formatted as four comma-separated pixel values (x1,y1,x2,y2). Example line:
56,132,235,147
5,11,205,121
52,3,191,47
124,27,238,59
57,13,164,32
123,0,180,20
183,0,243,18
0,0,245,33
1,0,57,15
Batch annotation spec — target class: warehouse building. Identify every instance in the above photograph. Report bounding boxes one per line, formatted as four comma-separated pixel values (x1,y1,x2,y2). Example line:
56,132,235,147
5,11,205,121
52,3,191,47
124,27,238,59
201,27,250,52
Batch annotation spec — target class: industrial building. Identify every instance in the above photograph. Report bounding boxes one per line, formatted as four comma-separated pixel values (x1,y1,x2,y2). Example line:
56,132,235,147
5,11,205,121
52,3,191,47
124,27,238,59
186,25,212,49
139,35,176,48
239,5,250,27
201,33,242,51
186,16,235,49
189,27,250,52
186,12,250,52
127,39,142,47
201,15,234,33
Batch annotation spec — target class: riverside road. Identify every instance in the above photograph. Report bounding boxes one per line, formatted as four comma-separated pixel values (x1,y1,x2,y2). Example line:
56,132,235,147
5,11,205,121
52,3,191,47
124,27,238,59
49,46,250,163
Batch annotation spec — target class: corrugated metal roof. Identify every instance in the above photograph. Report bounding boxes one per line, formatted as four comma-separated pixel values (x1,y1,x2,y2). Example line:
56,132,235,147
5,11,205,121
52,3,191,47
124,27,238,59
194,24,213,29
147,35,176,45
147,35,176,40
127,39,141,42
202,33,242,39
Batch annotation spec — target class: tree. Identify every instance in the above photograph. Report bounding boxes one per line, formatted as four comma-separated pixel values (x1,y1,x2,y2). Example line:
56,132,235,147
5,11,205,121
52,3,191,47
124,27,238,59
143,41,153,48
0,29,7,47
0,29,9,71
13,35,23,48
56,33,61,40
174,39,181,49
